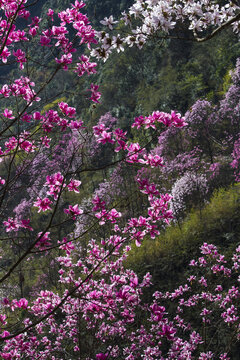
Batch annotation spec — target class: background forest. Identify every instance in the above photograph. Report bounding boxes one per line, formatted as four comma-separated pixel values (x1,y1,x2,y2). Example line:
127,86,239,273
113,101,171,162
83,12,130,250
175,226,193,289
0,0,240,359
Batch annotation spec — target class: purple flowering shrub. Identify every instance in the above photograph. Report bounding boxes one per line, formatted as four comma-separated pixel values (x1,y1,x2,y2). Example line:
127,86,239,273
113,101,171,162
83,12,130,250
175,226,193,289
231,135,240,182
170,172,208,220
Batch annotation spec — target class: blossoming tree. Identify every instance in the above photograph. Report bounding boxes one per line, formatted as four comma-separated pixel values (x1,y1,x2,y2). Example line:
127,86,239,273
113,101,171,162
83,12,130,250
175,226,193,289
93,0,240,60
0,0,239,359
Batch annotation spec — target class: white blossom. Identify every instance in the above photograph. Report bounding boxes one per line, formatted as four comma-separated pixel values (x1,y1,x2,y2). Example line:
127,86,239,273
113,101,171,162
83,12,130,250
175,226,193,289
100,15,118,30
92,0,240,60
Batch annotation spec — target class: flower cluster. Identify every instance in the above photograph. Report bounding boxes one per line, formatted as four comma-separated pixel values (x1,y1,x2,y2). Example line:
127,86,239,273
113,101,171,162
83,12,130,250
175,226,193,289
132,110,186,129
92,0,240,60
1,241,239,359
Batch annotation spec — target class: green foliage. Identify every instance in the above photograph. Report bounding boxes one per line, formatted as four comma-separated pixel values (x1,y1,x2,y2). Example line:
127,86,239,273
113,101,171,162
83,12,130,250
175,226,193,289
221,68,234,96
102,28,240,118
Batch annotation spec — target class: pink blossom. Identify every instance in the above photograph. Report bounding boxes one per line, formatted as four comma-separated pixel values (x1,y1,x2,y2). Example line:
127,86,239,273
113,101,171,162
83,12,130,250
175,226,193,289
96,353,108,360
3,218,18,232
58,102,76,117
16,298,28,309
36,232,51,249
158,324,176,340
92,196,106,211
34,197,52,212
29,26,38,36
97,130,115,144
64,204,83,219
68,119,83,129
2,109,14,119
89,83,101,103
33,112,42,120
19,219,33,231
55,53,72,70
21,113,32,122
0,177,5,185
75,55,97,77
47,8,54,21
40,35,51,47
67,179,81,193
13,49,26,69
40,136,51,148
0,47,10,63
